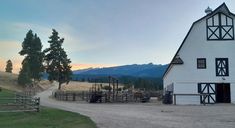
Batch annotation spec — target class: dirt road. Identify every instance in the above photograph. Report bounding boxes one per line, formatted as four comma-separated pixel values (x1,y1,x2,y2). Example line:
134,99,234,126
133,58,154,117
37,85,235,128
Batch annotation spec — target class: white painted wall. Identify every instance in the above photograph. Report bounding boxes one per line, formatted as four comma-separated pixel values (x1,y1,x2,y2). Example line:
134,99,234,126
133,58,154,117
173,83,201,104
230,83,235,103
164,10,235,104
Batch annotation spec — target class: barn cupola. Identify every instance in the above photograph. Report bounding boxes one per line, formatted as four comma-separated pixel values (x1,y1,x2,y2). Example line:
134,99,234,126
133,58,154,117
205,6,212,14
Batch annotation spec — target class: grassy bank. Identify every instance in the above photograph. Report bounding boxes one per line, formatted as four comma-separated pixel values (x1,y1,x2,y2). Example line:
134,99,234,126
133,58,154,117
0,89,96,128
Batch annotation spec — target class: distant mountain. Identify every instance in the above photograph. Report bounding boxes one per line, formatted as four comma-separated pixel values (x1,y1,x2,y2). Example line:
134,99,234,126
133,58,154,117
73,63,168,78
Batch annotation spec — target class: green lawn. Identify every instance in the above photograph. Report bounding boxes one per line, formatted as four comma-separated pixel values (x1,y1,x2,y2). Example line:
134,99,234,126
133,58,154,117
0,88,15,98
0,107,96,128
0,89,97,128
0,88,15,104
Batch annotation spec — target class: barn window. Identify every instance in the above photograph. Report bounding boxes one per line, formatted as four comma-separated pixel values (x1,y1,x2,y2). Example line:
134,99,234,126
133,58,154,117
197,58,206,69
206,13,234,40
215,58,229,76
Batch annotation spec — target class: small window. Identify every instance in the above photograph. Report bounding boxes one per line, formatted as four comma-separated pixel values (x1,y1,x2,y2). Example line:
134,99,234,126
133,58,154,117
197,58,206,69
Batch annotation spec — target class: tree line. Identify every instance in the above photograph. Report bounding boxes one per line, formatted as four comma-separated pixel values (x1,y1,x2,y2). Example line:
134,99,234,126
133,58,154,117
72,75,163,91
16,29,72,90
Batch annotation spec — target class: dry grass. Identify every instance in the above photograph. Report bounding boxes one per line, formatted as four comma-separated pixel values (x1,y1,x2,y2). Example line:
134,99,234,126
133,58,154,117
61,81,93,91
61,81,124,91
0,71,54,92
0,71,123,92
0,71,23,92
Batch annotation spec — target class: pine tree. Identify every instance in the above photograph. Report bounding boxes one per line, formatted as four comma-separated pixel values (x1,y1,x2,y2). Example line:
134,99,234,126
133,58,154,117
18,60,32,85
18,30,44,86
5,60,13,73
44,29,72,90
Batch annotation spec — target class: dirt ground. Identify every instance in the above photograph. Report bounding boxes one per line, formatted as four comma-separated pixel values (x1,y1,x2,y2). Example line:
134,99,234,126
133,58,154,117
37,85,235,128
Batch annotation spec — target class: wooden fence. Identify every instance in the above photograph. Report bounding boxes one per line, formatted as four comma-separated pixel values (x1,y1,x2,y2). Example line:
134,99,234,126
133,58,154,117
53,90,150,103
0,93,40,112
53,91,88,101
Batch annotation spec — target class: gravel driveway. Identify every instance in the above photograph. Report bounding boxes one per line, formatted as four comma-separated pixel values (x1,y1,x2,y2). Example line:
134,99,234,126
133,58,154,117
37,85,235,128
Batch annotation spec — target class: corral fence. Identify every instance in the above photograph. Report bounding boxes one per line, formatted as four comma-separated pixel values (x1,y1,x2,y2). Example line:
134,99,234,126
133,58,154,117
0,93,40,112
53,90,152,103
53,90,89,101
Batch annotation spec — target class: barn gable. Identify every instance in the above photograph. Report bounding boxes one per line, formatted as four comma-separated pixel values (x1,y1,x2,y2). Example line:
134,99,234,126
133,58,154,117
163,3,235,79
163,3,235,104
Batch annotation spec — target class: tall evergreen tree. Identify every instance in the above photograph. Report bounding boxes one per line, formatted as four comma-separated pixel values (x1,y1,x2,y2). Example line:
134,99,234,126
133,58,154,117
44,29,72,90
18,30,44,86
18,60,32,85
5,60,13,73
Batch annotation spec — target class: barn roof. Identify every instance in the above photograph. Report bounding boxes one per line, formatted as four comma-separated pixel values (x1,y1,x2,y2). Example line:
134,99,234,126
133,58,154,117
163,3,235,78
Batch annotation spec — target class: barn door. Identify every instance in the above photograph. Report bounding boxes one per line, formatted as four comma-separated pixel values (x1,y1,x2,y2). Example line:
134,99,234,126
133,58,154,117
198,83,216,104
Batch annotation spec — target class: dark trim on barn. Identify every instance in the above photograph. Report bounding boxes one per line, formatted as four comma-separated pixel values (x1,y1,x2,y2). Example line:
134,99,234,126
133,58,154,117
172,55,184,64
198,83,216,104
198,82,231,104
206,12,234,40
215,58,229,76
197,58,207,69
163,3,235,78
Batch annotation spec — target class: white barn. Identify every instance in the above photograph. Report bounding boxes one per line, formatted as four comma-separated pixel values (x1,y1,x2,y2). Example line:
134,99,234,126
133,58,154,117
163,3,235,104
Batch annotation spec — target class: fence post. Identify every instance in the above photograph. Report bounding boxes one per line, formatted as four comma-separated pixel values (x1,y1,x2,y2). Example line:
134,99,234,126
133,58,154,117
66,93,68,101
82,91,84,100
73,93,76,101
173,94,176,105
36,97,40,112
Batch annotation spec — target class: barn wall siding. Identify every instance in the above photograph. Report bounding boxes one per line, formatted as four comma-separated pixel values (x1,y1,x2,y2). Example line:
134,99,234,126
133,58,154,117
231,83,235,103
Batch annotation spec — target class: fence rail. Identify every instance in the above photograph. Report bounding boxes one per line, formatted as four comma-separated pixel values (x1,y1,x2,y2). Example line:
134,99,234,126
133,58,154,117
53,90,151,103
0,93,40,112
173,93,210,105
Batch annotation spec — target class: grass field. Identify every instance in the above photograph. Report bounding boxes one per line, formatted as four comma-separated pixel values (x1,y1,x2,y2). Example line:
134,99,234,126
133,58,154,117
0,107,97,128
0,88,15,104
0,88,15,98
0,89,96,128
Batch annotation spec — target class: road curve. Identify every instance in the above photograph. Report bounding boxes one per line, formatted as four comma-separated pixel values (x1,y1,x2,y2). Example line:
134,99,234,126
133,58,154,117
37,85,235,128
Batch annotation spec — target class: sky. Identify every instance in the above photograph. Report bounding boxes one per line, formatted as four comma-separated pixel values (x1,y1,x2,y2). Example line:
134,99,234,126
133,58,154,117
0,0,235,73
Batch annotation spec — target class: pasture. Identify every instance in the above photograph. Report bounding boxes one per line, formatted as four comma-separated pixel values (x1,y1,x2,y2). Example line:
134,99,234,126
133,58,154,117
0,88,96,128
0,107,96,128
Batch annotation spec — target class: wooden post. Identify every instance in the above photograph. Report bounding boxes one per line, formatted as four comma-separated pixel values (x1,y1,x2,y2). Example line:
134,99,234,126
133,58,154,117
66,93,68,101
113,79,115,102
36,97,40,112
73,93,76,101
173,94,176,105
82,91,84,100
108,76,111,101
116,80,118,100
